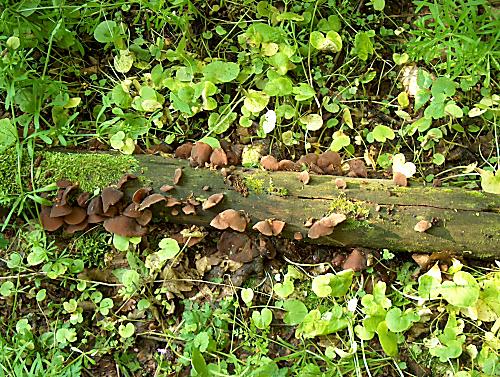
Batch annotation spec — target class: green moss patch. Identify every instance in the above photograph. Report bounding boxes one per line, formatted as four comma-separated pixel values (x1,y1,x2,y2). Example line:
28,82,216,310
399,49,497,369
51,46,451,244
38,152,139,192
328,193,370,218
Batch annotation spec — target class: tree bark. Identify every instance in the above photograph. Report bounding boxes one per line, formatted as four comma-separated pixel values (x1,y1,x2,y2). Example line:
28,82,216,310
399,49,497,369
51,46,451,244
122,155,500,259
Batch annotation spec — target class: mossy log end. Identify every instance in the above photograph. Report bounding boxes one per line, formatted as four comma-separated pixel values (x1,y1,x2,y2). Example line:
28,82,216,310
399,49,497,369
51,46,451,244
113,154,500,259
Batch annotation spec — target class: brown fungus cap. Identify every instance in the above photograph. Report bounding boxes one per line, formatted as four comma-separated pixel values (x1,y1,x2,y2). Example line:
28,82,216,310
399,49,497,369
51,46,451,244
342,249,367,271
173,168,183,185
138,193,166,211
317,151,341,174
76,192,90,207
116,173,137,189
132,187,152,204
190,142,213,167
101,187,124,213
59,184,78,206
252,219,285,236
347,160,368,178
160,184,175,192
414,220,432,233
50,204,72,218
136,209,153,226
174,142,193,159
103,215,147,237
87,213,106,224
166,197,182,207
210,148,228,168
308,213,346,239
41,206,64,231
210,209,248,232
298,170,310,185
182,204,196,215
278,160,300,171
63,207,87,225
260,155,279,171
123,203,142,218
298,153,319,167
335,178,347,190
87,196,103,216
64,219,88,234
202,193,224,210
393,172,408,187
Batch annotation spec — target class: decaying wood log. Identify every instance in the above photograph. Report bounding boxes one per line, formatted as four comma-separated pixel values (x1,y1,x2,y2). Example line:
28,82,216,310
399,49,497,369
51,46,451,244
112,154,500,259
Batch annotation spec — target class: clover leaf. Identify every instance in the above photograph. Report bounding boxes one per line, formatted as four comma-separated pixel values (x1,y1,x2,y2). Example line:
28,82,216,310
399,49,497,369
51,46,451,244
283,300,308,325
440,271,480,308
243,90,270,113
118,322,135,338
385,307,420,332
330,131,350,151
241,288,254,306
299,114,323,131
372,125,395,142
252,308,273,330
274,278,294,298
202,61,240,83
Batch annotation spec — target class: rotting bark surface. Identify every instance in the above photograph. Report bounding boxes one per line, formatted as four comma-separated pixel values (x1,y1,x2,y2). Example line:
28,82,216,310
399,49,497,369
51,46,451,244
108,154,500,259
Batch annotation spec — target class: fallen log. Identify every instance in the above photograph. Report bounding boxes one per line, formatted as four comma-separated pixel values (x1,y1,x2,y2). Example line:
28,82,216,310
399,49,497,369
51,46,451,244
31,151,500,259
110,154,500,259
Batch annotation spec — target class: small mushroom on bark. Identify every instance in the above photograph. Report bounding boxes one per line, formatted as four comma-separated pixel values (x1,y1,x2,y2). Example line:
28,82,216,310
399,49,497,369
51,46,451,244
77,192,90,207
308,213,347,239
63,207,87,225
103,216,147,237
182,204,196,215
123,203,142,218
298,170,310,185
116,173,137,189
166,197,182,207
64,219,89,234
347,160,368,178
317,151,341,175
132,187,152,204
260,155,279,171
335,178,347,189
342,249,367,271
136,209,153,226
210,209,248,232
174,142,193,159
298,153,318,167
189,142,213,167
202,193,224,210
50,204,72,218
59,184,78,206
210,148,228,168
414,220,432,233
160,184,175,192
138,193,166,211
393,172,408,187
173,168,183,185
278,160,300,171
101,187,124,213
87,196,103,215
252,219,285,236
41,206,64,231
293,232,303,240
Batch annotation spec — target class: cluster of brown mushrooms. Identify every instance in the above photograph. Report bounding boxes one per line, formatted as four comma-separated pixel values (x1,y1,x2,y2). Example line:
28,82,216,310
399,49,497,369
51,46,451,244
174,140,241,168
173,141,370,179
40,171,227,238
